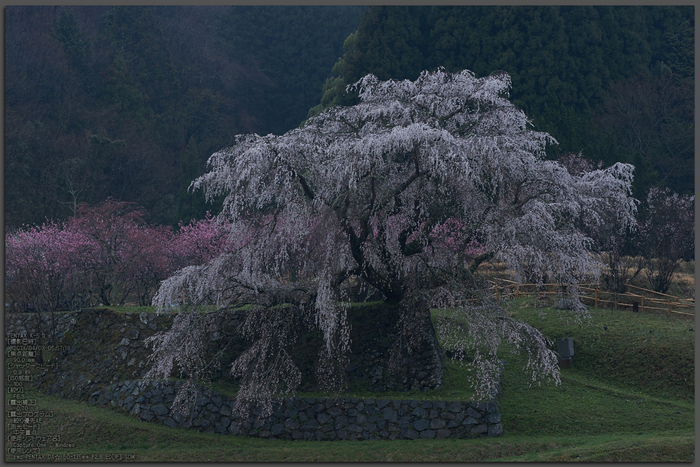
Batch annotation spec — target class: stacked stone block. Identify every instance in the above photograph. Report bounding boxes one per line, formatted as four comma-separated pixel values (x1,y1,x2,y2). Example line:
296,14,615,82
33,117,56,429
89,380,503,440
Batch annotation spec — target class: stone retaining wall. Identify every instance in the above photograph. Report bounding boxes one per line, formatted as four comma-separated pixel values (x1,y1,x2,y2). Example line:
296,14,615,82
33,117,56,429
89,379,503,440
6,307,445,398
7,309,503,440
4,311,78,344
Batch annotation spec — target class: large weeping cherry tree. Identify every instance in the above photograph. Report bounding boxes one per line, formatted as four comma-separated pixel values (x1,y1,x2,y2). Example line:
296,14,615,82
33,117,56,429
146,68,637,417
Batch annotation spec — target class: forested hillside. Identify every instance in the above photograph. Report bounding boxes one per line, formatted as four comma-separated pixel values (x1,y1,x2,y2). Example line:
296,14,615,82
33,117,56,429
5,5,366,228
314,6,694,198
5,6,693,230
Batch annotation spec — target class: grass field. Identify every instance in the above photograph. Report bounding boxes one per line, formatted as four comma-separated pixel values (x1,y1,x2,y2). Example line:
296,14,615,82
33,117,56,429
5,298,695,462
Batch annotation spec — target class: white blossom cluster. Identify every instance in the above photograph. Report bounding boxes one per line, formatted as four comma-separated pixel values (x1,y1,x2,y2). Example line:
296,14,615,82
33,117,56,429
148,68,637,409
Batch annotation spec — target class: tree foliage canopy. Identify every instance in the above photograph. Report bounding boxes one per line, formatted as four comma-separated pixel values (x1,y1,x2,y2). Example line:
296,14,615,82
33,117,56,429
147,69,637,416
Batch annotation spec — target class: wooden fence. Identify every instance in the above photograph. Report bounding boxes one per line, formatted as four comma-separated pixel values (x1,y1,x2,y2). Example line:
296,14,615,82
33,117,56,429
490,279,695,318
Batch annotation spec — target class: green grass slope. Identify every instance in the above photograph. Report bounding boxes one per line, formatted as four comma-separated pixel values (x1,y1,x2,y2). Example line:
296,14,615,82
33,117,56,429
5,299,694,462
506,298,694,402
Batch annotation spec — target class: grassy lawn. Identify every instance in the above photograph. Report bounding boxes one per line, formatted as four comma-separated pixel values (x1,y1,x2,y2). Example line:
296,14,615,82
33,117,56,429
506,298,694,402
6,299,694,462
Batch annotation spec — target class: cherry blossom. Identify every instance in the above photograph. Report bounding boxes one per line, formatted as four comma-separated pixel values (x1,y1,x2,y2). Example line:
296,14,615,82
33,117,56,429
146,69,637,414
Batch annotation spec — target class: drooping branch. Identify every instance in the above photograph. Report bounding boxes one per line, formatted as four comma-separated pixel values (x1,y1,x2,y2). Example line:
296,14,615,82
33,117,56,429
374,148,426,217
289,166,315,201
398,229,424,256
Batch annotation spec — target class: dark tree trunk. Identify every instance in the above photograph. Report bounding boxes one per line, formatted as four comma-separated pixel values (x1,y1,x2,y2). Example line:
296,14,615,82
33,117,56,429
343,295,444,393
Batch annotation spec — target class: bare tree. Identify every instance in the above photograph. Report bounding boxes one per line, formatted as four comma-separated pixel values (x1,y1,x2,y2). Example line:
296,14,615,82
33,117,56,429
639,187,694,294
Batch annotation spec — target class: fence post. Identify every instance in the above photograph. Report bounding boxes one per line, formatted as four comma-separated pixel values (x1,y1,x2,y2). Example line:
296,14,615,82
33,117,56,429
640,296,644,313
667,299,670,317
594,288,598,309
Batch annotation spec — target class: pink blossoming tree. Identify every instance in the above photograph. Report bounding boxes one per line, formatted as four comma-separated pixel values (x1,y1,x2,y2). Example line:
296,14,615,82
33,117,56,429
146,69,637,415
5,221,97,360
66,199,156,307
170,212,233,271
5,200,232,312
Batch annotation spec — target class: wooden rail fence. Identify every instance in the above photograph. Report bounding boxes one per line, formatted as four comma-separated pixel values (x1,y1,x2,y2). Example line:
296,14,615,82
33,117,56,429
490,279,695,318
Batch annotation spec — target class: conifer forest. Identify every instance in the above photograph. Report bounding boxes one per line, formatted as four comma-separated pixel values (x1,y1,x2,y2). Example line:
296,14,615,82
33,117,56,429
5,6,693,230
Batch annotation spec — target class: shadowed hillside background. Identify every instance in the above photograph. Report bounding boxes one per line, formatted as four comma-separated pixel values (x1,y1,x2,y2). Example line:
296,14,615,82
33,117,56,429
5,6,693,230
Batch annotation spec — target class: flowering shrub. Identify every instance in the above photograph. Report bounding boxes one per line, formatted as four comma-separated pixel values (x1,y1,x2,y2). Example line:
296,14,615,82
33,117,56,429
171,212,232,270
5,199,231,310
65,199,152,306
5,222,97,312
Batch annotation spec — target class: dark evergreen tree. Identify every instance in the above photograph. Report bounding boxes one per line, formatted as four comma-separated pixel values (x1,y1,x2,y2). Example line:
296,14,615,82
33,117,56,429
218,5,366,135
313,5,694,196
